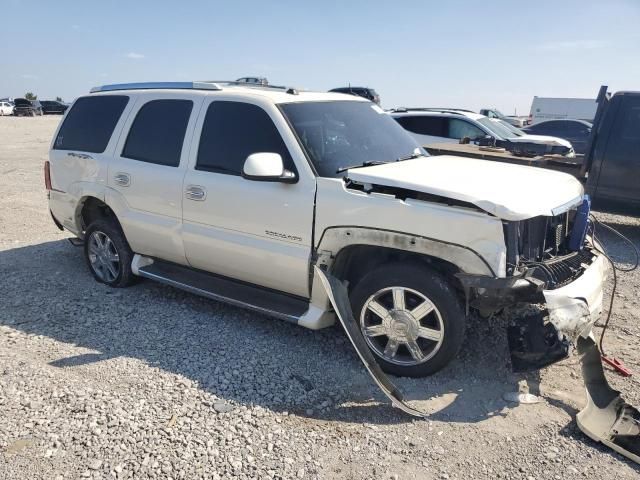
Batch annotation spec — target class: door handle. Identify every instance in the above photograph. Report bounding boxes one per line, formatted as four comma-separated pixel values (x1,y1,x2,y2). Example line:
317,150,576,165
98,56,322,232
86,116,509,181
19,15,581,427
114,172,130,187
185,185,206,201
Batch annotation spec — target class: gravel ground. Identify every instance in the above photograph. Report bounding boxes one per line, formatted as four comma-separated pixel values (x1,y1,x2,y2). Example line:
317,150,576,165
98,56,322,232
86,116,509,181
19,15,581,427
1,116,639,479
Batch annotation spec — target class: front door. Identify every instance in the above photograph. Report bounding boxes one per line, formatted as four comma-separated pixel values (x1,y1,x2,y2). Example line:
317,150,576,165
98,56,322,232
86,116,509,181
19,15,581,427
592,95,640,206
181,98,316,298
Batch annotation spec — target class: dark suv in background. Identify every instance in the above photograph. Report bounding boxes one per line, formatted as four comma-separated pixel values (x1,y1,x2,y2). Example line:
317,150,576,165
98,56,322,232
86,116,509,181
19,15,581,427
13,98,43,116
329,86,380,104
40,100,69,115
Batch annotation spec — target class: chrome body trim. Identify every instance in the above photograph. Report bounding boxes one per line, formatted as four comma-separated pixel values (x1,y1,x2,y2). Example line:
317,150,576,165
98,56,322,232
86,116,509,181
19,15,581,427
90,82,222,93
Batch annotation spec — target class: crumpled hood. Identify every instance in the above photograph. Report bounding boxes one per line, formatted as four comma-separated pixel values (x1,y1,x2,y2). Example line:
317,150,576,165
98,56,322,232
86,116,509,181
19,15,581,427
347,156,584,221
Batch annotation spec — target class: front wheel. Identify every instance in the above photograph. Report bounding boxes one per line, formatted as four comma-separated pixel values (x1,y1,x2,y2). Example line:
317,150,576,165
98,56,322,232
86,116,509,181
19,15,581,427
84,219,137,288
350,263,466,378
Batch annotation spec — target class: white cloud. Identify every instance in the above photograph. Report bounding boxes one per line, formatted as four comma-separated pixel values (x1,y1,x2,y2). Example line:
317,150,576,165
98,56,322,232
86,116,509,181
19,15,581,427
535,40,610,51
125,52,145,59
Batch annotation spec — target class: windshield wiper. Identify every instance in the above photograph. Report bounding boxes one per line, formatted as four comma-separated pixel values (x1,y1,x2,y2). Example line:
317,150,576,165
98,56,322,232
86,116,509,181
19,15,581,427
395,152,424,162
336,161,387,174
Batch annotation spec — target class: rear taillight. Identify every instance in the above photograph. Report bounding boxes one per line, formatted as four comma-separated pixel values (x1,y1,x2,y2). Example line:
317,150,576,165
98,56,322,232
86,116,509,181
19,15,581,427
44,160,52,190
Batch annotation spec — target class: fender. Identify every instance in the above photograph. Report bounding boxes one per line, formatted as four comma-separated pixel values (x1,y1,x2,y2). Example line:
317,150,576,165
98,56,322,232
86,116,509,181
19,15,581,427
316,226,497,277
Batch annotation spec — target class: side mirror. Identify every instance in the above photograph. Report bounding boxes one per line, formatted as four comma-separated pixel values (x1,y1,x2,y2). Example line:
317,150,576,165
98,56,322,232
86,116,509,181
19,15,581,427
241,153,296,183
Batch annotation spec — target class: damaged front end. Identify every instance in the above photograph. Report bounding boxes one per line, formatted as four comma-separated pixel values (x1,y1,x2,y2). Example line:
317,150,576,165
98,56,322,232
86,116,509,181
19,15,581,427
316,195,639,464
457,203,639,464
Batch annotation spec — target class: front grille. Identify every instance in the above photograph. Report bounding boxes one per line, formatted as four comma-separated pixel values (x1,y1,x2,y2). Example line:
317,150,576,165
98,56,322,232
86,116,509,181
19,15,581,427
529,248,595,289
518,213,569,262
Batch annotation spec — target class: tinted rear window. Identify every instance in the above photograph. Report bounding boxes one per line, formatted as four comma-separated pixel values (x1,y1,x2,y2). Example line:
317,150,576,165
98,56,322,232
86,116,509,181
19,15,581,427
395,116,448,137
54,96,129,153
196,101,294,175
14,99,31,106
122,99,193,167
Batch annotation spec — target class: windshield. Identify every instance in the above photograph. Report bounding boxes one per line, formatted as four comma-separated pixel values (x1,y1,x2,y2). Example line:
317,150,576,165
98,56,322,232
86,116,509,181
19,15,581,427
494,119,525,137
476,117,516,140
281,101,424,178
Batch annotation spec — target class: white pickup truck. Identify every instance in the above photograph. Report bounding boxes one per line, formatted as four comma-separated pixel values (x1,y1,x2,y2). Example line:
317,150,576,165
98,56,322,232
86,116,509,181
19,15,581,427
45,82,640,462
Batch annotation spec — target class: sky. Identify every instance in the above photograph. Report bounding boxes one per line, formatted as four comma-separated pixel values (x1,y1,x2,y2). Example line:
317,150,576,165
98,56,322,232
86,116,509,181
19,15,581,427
1,0,639,114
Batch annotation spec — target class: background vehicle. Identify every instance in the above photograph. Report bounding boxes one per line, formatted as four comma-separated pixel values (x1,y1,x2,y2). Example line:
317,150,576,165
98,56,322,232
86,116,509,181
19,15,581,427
235,76,268,85
329,86,380,104
523,119,592,154
40,100,69,115
426,86,640,213
391,109,574,155
0,101,14,115
529,96,597,124
12,98,43,116
480,108,529,127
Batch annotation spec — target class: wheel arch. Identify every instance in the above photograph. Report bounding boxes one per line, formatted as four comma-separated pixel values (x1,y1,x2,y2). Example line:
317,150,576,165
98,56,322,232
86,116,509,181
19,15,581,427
329,244,466,295
316,227,496,290
76,196,123,238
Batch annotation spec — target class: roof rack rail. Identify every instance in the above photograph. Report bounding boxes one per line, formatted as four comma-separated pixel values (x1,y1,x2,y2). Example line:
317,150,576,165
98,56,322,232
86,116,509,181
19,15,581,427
90,80,301,95
90,81,223,93
388,107,468,116
202,80,300,95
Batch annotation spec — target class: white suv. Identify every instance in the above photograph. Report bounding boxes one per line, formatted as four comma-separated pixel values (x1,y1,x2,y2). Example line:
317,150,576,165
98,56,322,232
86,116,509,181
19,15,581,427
391,109,574,155
46,81,604,379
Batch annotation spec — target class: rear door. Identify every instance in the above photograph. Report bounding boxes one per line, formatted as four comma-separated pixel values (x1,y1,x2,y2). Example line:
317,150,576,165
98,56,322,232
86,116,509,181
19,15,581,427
181,97,316,298
106,92,202,265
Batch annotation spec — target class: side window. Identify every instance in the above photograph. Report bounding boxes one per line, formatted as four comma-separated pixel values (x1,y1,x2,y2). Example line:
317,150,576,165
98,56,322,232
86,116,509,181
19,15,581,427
196,101,294,175
54,96,129,153
448,119,485,140
565,122,590,136
395,116,447,137
122,99,193,167
613,99,640,142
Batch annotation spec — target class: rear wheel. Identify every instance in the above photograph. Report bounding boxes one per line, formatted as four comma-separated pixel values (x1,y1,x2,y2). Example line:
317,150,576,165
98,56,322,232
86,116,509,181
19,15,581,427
350,263,466,377
84,219,136,288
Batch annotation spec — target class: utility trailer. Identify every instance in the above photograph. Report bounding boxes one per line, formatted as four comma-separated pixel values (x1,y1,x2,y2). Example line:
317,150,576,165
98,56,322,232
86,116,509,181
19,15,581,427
426,86,640,215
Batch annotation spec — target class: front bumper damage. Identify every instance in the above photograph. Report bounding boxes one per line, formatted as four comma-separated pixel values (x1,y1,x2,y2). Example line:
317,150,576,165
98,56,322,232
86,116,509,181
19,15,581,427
316,251,640,465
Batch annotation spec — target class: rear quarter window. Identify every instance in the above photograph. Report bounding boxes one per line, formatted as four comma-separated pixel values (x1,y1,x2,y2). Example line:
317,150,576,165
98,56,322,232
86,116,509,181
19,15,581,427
395,116,447,137
54,96,129,153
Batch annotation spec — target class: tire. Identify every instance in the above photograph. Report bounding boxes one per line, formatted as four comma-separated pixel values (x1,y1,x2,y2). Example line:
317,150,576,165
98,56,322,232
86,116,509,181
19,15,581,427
350,263,465,378
84,218,137,288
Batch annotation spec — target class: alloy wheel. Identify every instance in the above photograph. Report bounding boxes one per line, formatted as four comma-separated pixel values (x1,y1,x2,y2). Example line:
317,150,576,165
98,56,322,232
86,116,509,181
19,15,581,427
360,286,445,366
87,231,120,283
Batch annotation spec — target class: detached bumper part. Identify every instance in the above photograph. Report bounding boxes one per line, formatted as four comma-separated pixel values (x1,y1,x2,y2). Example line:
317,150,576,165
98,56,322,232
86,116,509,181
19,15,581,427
314,267,427,418
577,336,640,464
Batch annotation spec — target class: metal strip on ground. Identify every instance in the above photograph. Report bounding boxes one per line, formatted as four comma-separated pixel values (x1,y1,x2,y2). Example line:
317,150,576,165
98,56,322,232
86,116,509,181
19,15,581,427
314,267,428,418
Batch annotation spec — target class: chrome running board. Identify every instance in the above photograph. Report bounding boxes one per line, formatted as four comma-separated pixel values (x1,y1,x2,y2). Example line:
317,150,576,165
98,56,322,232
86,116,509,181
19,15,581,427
135,256,308,324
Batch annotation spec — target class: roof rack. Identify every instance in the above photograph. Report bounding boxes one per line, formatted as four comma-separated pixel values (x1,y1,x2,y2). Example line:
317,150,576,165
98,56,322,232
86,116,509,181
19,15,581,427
388,107,469,116
203,80,299,95
90,82,223,93
90,80,300,95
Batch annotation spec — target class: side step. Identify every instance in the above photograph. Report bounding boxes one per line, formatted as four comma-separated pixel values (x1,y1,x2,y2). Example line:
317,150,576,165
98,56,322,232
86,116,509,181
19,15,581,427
136,258,309,324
